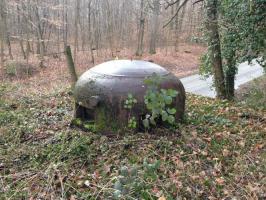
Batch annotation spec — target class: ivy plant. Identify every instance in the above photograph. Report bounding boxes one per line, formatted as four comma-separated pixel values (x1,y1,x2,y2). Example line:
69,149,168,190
143,73,178,129
200,0,265,99
124,93,138,129
113,159,160,199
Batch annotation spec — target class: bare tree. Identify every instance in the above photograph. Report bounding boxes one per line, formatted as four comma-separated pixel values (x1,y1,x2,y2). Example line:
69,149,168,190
1,0,13,60
0,0,4,66
17,5,27,59
74,0,80,62
136,0,145,56
2,0,205,65
149,0,160,54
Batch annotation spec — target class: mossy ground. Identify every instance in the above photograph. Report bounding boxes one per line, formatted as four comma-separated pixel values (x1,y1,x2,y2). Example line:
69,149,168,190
0,82,265,199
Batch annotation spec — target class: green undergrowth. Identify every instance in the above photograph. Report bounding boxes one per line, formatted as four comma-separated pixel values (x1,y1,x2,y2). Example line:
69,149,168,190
0,83,265,199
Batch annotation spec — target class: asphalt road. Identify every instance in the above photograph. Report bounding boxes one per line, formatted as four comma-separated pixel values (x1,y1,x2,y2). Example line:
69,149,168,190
180,60,264,98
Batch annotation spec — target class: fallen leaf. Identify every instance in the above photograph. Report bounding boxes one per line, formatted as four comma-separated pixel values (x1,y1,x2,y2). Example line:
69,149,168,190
238,141,245,147
222,149,230,157
216,177,225,185
70,195,77,200
84,180,90,187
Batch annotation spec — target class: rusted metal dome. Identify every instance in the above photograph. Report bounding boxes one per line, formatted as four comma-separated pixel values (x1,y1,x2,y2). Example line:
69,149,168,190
74,60,185,131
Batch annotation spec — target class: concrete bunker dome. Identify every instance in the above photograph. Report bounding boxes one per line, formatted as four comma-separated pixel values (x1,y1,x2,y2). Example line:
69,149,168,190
74,60,186,131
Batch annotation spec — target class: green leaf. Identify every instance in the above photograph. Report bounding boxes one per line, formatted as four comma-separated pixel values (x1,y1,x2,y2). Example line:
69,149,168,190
150,93,156,100
114,181,122,191
167,115,175,124
164,96,172,105
150,117,156,125
162,111,168,121
143,119,150,129
128,93,133,99
160,89,167,94
120,166,129,176
113,189,122,199
168,89,178,97
167,108,176,115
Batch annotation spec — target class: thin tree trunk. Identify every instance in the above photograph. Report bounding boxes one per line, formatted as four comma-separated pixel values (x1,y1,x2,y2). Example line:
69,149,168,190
65,45,80,119
34,5,45,67
225,57,236,99
136,0,145,56
149,0,160,54
6,33,13,60
105,1,114,57
63,0,68,49
74,0,80,62
0,33,4,67
87,0,95,64
21,0,31,58
1,0,13,60
17,5,26,59
205,0,226,99
0,0,4,67
174,1,180,52
65,46,78,88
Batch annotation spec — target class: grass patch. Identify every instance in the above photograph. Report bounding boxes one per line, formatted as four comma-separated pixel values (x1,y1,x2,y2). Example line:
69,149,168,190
236,75,266,110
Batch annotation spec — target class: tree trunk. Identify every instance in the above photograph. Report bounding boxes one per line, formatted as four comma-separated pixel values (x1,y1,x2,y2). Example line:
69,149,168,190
0,0,4,66
74,0,80,62
225,69,235,99
225,57,237,99
34,5,45,67
65,46,78,88
0,31,4,67
1,0,13,60
6,32,13,60
149,0,160,54
174,1,180,52
87,0,95,64
17,5,26,59
136,0,145,56
63,0,68,49
205,0,226,99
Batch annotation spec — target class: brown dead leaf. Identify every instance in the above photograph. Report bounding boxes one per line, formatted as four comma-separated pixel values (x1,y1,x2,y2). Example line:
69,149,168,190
238,141,245,147
158,196,166,200
191,131,197,138
203,137,212,142
254,143,264,151
215,177,225,185
70,195,77,200
173,157,184,169
222,149,230,157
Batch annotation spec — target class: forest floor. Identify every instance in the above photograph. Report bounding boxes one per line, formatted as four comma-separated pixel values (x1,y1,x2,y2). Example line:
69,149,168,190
0,43,205,80
0,73,265,199
0,44,265,199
